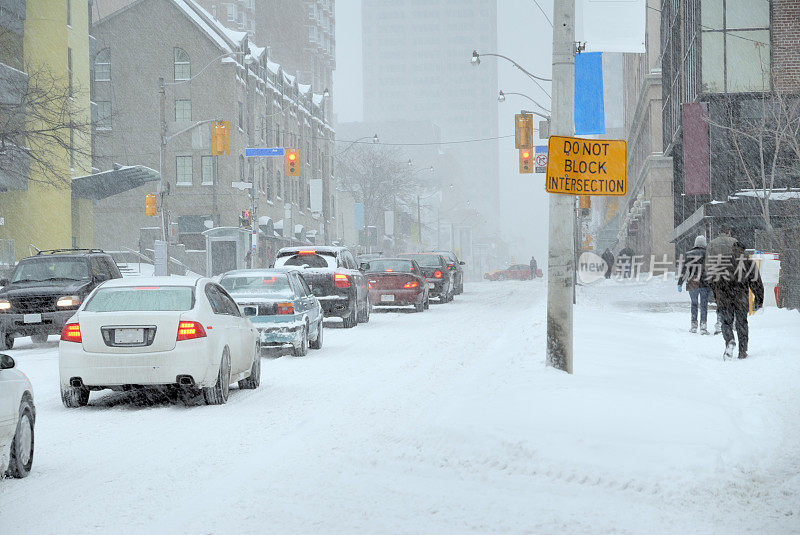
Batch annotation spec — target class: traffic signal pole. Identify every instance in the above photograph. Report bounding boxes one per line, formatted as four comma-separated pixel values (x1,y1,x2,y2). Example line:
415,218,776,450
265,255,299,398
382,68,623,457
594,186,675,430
546,0,575,373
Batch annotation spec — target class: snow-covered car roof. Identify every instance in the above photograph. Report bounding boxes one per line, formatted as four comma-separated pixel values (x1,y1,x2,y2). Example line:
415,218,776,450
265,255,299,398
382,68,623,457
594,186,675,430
98,275,206,288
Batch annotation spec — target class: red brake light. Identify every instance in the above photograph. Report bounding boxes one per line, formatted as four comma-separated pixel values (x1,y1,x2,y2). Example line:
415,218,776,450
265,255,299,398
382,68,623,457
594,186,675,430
385,269,393,272
176,321,207,341
61,323,82,343
277,302,295,315
334,273,351,288
448,263,454,269
434,270,443,279
403,280,419,289
368,282,373,289
298,250,316,255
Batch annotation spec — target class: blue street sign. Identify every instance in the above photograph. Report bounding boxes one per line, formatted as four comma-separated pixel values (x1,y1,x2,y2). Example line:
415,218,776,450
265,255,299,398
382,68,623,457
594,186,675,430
245,147,285,157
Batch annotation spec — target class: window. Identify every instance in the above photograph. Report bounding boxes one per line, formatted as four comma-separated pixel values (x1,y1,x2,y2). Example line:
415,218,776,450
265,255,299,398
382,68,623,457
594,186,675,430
201,156,214,185
176,156,192,185
266,169,272,200
174,48,190,81
96,101,111,129
175,99,192,122
85,287,194,312
238,101,244,129
276,170,282,198
67,0,71,26
94,48,110,81
239,155,245,181
700,0,770,93
67,48,73,97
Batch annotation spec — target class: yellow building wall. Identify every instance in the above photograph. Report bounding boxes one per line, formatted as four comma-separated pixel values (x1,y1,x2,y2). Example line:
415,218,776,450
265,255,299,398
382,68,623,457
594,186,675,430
0,0,92,259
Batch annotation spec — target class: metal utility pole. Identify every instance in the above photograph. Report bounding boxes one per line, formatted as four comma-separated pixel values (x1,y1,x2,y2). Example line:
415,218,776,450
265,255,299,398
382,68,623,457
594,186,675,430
158,77,167,242
417,194,422,248
546,0,575,374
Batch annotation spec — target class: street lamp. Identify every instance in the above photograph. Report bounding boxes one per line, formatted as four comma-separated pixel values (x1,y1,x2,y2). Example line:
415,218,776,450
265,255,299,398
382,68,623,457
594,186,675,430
472,50,552,98
498,89,551,113
335,134,380,156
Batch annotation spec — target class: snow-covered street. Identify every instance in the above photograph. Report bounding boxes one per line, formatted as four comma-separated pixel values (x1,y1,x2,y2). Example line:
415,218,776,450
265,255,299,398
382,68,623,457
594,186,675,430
1,279,798,534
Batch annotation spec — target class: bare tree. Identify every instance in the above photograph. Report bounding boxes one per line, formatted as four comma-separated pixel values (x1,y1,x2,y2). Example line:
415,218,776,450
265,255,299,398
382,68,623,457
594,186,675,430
336,144,421,229
0,53,93,189
707,90,800,240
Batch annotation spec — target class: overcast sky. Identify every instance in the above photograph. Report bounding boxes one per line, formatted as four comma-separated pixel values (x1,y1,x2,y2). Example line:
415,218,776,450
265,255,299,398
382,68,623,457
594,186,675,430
334,1,555,263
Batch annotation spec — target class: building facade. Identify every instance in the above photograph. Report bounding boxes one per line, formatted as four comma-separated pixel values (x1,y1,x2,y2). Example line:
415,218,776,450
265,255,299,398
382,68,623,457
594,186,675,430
0,0,94,261
662,0,800,252
91,0,335,266
360,0,499,225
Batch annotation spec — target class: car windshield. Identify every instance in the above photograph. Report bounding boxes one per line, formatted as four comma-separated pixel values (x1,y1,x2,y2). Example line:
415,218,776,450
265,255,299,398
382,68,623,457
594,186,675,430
367,259,415,273
219,274,293,297
399,254,441,267
12,257,90,282
84,286,194,312
275,252,336,269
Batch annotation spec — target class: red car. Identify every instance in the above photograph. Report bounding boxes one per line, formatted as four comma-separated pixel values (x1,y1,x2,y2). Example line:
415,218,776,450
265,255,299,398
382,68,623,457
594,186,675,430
365,258,430,312
484,264,534,281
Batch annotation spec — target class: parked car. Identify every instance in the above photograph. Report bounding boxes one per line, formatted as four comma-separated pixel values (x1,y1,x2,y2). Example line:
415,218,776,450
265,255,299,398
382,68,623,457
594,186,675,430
397,253,455,302
274,246,369,328
0,249,123,349
219,268,323,356
0,354,35,478
484,264,533,281
365,258,430,312
58,276,260,407
432,251,466,294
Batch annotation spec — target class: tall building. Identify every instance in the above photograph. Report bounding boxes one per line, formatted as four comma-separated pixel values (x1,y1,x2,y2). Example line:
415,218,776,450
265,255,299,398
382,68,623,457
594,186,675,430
662,0,800,252
360,0,499,223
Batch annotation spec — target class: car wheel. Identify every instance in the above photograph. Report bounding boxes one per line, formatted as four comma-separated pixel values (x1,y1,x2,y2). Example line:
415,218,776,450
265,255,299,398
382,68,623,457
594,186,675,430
6,399,34,478
60,385,89,408
498,273,506,281
414,301,424,313
293,324,309,356
203,350,231,405
238,343,260,390
309,319,324,349
30,333,48,344
358,299,371,323
0,333,13,350
342,305,357,328
424,297,430,310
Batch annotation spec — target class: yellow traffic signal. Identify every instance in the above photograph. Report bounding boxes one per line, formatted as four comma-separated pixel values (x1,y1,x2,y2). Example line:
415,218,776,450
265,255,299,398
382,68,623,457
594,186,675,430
515,113,533,149
284,149,299,176
210,121,230,156
145,194,157,216
519,148,533,173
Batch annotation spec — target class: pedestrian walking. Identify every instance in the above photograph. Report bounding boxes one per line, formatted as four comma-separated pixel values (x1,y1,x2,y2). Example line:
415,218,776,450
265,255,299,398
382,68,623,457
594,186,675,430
618,243,635,278
677,235,710,334
529,256,538,279
601,248,614,279
705,227,764,359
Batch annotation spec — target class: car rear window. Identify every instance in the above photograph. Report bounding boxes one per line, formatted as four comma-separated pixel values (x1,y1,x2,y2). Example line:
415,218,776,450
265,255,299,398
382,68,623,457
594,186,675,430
275,252,336,269
367,259,415,273
219,274,293,297
399,254,441,267
84,286,194,312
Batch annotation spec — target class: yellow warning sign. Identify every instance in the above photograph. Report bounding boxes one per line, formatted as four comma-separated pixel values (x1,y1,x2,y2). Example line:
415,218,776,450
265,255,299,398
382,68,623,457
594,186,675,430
546,136,627,196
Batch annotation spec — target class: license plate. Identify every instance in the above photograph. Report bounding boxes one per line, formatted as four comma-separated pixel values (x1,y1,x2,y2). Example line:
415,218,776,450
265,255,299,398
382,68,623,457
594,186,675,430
116,328,144,344
381,294,394,302
23,313,42,324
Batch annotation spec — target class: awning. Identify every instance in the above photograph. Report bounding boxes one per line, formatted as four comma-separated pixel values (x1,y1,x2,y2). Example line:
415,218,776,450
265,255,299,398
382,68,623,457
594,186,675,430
71,165,160,200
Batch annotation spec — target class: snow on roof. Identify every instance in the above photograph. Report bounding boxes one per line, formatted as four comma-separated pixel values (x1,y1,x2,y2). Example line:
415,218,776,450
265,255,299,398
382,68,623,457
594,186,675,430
312,94,324,106
266,59,280,75
298,83,311,95
249,44,265,59
174,0,241,53
283,71,296,85
732,189,800,201
258,215,273,226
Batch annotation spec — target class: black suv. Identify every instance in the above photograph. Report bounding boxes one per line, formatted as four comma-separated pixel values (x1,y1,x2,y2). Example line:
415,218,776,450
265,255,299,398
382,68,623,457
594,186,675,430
433,251,466,294
0,249,122,348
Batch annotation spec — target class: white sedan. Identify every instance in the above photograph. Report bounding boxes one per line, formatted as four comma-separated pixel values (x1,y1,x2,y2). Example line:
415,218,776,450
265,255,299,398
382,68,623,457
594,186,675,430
0,353,35,478
58,276,260,407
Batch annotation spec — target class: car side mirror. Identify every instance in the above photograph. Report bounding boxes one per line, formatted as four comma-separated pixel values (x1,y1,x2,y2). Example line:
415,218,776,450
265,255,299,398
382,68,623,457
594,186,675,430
0,354,14,370
459,261,466,266
360,262,370,272
0,278,8,286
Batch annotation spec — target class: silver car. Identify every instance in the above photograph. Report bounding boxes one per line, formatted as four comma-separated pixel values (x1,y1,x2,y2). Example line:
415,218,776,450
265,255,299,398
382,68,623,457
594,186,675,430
0,353,35,478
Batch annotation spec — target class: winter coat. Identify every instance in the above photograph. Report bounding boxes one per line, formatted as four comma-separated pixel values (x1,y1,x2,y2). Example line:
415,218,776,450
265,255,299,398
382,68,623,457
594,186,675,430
705,238,764,310
619,247,634,259
601,250,614,269
677,246,709,290
529,258,537,273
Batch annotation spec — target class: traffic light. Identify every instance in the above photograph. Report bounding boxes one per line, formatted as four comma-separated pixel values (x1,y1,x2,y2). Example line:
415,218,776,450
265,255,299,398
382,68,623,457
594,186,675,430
240,210,251,228
579,195,591,216
515,113,533,149
210,121,230,156
145,194,157,216
284,149,299,176
519,148,533,173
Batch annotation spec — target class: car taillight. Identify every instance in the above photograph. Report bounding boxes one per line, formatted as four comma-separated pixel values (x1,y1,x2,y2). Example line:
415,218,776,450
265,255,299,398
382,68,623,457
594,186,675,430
448,263,454,269
277,302,295,315
403,280,419,289
176,321,207,341
334,273,351,288
298,250,316,255
368,282,373,289
434,270,443,279
60,323,82,343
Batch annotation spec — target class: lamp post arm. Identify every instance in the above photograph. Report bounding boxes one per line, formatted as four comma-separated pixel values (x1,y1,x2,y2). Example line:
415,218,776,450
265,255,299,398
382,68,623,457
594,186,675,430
164,51,239,88
505,91,551,113
335,135,377,157
163,119,220,145
481,52,552,82
520,108,550,121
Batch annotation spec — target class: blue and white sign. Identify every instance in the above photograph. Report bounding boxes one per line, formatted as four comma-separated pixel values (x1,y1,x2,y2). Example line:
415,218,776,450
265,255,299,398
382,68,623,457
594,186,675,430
245,147,285,157
534,146,548,174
